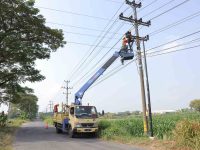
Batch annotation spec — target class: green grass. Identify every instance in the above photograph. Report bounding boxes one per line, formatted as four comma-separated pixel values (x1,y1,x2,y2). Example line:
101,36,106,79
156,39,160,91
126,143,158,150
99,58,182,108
43,116,53,125
98,112,200,150
40,114,53,125
0,119,26,150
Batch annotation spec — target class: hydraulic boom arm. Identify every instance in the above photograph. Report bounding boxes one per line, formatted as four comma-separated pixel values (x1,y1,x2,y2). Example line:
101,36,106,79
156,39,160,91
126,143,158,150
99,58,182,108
75,51,120,105
74,47,134,105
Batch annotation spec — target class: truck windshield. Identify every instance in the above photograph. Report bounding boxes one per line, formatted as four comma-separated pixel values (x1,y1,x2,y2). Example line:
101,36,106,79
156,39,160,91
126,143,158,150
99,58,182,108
75,106,97,118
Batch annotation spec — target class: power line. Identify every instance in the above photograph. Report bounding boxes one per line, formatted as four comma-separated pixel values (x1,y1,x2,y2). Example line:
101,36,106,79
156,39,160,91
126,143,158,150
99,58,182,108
103,0,122,4
148,43,200,57
57,0,195,108
67,3,124,79
71,27,135,87
69,0,166,84
122,0,158,15
139,0,158,12
69,20,135,82
67,41,119,49
147,37,200,55
50,0,193,104
72,30,135,87
68,3,126,80
65,11,200,47
72,0,189,87
68,20,123,82
64,0,157,81
37,6,114,21
96,0,123,4
147,30,200,52
71,25,135,87
90,30,200,87
150,0,190,20
47,21,122,34
149,10,200,36
46,0,189,35
90,42,200,89
63,30,120,39
71,0,187,87
90,63,126,89
142,0,176,18
75,0,161,76
70,23,138,84
71,22,128,85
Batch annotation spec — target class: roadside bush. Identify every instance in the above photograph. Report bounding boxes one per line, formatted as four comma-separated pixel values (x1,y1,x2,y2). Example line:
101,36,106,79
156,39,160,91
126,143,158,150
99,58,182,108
173,120,200,150
0,113,7,127
98,120,111,130
0,118,26,150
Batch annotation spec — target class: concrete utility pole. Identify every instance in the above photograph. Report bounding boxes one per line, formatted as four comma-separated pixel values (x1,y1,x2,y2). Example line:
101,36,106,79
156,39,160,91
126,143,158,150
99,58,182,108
48,101,53,113
142,40,154,137
62,80,72,105
119,0,151,135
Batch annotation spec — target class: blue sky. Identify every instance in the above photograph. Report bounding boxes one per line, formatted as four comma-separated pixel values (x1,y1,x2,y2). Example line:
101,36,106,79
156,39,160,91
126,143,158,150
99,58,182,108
2,0,199,113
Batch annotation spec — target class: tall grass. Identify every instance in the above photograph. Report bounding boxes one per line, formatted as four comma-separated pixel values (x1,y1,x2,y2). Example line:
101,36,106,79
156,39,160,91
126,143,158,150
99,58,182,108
99,118,144,140
173,120,200,150
98,112,200,143
0,118,26,150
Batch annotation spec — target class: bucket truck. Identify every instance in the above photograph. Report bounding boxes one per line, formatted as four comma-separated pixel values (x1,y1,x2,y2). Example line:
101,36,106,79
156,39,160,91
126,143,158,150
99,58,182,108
53,47,134,137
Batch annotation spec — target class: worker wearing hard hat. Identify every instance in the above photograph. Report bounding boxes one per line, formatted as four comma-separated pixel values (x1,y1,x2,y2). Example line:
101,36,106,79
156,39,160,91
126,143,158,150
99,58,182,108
121,36,128,52
125,30,134,51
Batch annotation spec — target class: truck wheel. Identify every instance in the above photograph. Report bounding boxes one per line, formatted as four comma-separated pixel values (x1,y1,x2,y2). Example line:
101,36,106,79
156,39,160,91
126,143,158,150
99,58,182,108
69,127,74,138
56,126,62,134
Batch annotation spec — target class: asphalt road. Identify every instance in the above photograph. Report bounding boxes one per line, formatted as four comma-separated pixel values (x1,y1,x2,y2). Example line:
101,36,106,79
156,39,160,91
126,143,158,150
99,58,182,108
13,120,143,150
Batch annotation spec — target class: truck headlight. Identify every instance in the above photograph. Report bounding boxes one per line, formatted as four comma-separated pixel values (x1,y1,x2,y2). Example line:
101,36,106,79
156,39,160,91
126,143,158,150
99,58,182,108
75,123,82,128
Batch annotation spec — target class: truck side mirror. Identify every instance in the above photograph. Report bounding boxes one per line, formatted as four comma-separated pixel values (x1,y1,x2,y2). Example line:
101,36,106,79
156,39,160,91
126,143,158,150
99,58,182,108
70,108,74,115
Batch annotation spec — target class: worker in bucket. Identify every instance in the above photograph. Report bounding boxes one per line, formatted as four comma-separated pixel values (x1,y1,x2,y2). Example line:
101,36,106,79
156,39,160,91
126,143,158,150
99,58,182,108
120,31,134,65
120,36,128,65
120,36,128,52
120,31,134,52
125,30,134,51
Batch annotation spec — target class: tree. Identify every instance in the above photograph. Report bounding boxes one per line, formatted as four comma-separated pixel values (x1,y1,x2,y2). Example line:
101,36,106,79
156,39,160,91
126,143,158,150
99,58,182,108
190,99,200,112
0,0,66,104
17,93,38,119
8,88,39,119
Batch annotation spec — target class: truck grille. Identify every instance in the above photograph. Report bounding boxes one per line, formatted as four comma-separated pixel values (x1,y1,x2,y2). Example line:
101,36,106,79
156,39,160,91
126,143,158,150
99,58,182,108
81,123,94,127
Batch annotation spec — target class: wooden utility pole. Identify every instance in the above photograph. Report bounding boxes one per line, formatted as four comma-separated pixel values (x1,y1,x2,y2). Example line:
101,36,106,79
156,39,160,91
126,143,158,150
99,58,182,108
119,0,151,135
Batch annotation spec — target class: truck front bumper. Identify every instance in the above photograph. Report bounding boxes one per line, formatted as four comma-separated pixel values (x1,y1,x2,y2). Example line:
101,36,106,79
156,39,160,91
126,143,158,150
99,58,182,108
74,127,98,133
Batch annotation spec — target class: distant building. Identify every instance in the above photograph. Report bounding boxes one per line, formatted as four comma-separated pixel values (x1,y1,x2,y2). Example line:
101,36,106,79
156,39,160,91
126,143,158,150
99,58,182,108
152,110,177,114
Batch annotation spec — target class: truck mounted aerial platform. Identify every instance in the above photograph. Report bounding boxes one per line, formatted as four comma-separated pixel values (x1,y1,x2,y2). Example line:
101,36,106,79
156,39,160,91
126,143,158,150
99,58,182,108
53,36,134,138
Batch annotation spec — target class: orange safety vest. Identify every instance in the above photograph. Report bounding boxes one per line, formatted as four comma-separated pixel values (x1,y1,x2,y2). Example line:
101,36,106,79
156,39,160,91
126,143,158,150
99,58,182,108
122,38,128,46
